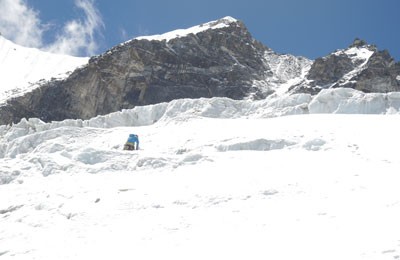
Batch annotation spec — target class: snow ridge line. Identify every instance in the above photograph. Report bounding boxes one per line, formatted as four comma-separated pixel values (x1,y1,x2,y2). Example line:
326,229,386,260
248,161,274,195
134,16,238,42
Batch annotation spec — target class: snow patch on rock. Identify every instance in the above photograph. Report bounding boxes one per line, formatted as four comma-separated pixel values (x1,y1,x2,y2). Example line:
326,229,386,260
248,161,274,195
334,46,375,86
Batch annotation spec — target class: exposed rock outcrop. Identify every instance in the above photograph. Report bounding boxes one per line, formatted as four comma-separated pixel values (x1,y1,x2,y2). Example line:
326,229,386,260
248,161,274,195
354,50,400,93
291,39,400,94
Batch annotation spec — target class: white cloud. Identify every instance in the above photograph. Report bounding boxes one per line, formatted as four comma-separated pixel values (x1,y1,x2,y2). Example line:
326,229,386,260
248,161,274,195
0,0,44,48
46,0,104,56
0,0,104,57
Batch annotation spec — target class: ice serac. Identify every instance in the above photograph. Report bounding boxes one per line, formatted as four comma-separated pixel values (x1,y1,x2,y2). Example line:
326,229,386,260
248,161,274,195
0,17,272,124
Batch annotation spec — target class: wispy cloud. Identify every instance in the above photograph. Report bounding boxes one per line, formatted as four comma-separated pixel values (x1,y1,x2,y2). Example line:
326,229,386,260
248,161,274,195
46,0,104,56
0,0,104,57
119,28,129,42
0,0,44,48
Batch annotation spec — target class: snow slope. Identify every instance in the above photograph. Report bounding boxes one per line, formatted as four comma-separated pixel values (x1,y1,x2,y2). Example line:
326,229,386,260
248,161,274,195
1,92,400,259
135,16,238,42
0,36,88,104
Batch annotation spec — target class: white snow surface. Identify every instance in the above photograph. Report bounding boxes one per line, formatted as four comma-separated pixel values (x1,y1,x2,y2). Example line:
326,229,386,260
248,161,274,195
135,16,238,42
0,36,88,104
2,90,400,259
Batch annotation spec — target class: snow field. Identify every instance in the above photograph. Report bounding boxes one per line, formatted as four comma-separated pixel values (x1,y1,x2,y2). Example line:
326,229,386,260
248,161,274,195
1,100,400,259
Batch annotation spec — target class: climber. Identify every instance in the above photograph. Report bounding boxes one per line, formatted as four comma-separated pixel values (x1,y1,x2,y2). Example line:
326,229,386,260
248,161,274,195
124,134,139,150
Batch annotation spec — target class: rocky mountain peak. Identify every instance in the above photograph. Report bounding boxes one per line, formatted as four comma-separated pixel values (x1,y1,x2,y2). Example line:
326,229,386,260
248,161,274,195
0,16,271,124
350,38,369,48
202,16,239,28
290,38,399,94
348,38,379,56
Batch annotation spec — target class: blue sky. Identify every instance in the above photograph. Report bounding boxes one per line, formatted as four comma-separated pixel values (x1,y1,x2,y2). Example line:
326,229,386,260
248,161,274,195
0,0,399,60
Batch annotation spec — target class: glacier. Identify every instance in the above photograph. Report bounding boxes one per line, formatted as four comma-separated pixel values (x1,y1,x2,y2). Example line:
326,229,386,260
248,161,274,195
1,91,400,259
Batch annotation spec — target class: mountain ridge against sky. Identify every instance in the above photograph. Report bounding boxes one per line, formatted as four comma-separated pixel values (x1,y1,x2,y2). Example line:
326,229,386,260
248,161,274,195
0,16,399,125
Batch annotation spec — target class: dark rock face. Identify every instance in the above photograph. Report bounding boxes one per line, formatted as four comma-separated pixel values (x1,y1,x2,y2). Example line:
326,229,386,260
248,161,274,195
353,50,400,93
307,54,355,87
290,39,400,95
0,18,270,124
292,39,400,94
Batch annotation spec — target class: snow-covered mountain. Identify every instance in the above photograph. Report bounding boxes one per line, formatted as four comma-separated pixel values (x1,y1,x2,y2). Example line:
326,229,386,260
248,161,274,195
1,16,400,260
0,17,399,125
0,35,88,104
